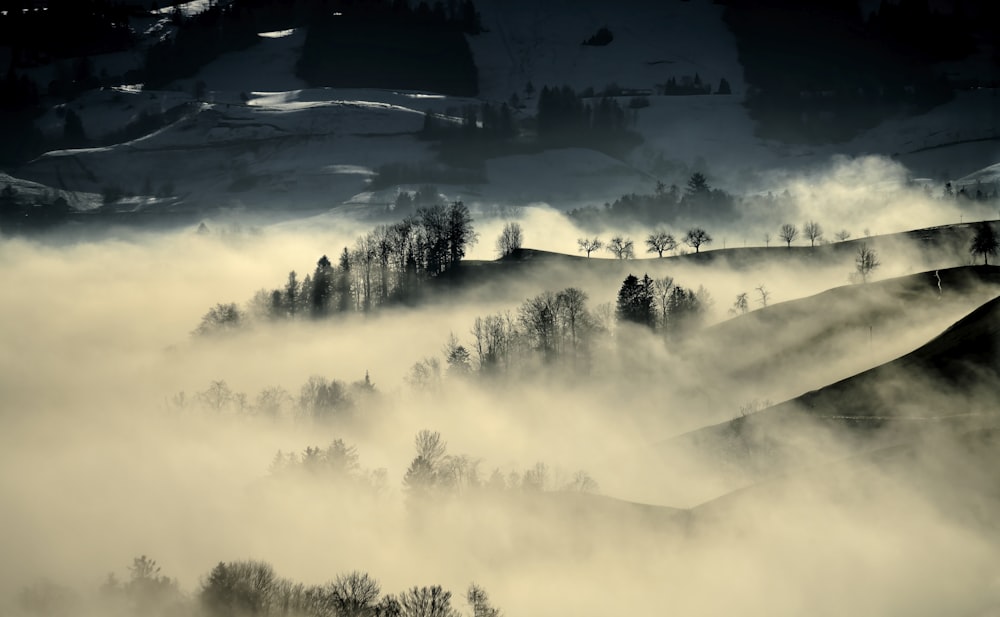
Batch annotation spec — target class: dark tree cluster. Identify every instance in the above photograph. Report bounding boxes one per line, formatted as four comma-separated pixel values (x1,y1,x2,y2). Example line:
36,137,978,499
173,374,376,424
197,202,477,332
657,73,731,96
945,181,1000,203
568,172,735,226
723,0,978,143
419,101,516,143
535,85,639,152
16,555,501,617
401,430,598,501
460,288,600,377
616,273,707,338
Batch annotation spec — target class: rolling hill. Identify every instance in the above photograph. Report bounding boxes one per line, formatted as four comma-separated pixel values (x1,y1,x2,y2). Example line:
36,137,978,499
660,286,1000,495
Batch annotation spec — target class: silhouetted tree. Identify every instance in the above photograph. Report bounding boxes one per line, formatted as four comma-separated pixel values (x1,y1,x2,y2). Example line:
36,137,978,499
755,284,770,308
662,285,704,337
834,229,851,242
970,222,998,265
329,571,381,617
403,430,448,495
495,221,523,257
716,77,732,95
398,586,459,617
606,236,635,259
519,291,559,362
685,172,710,198
730,292,749,316
310,255,333,318
855,244,881,282
284,271,300,317
466,584,501,617
194,303,244,336
684,228,712,253
201,561,278,617
645,230,677,257
779,223,798,247
803,220,823,247
577,236,603,257
616,274,655,328
444,333,473,377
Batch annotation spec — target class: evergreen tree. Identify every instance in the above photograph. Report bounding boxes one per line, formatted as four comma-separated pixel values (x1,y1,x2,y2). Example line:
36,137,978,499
615,274,655,328
311,255,333,317
970,222,999,265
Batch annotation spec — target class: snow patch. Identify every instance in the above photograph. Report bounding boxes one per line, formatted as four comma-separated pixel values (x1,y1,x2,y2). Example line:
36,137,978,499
258,29,296,39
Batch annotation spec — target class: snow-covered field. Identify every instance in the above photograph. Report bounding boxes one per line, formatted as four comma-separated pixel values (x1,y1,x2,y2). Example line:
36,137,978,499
7,0,999,221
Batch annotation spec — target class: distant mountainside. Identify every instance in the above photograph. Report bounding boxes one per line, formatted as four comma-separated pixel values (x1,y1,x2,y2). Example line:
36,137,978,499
1,0,998,222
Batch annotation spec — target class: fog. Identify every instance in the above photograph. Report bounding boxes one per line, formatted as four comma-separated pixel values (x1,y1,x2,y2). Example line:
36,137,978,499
2,160,1000,616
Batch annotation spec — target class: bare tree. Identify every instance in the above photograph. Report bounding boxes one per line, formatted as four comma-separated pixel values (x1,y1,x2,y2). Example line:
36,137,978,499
834,229,851,242
729,292,749,316
803,220,823,247
645,230,677,257
194,302,245,336
755,284,770,308
328,571,381,617
763,232,771,248
684,228,712,253
855,244,881,283
495,221,523,257
606,236,635,259
518,291,559,361
577,236,603,257
414,430,447,468
398,586,459,617
652,276,675,326
779,223,798,248
471,312,516,372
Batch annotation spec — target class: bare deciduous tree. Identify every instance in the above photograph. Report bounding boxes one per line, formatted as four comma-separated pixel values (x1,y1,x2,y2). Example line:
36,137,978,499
576,236,603,257
398,585,460,617
645,230,677,257
755,284,770,308
779,223,798,247
606,236,635,259
834,229,851,242
328,571,381,617
684,228,712,253
495,221,523,257
803,220,823,247
855,244,881,283
652,276,675,326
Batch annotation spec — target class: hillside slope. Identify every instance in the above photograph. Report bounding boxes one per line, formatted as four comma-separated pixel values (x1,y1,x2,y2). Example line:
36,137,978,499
662,288,1000,493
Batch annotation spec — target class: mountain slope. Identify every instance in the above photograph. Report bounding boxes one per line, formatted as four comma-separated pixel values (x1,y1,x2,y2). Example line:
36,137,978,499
660,287,1000,494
